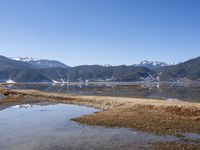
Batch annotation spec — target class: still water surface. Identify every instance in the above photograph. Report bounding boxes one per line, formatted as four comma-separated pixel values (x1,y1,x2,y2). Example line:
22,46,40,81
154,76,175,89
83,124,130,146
0,103,181,150
1,82,200,102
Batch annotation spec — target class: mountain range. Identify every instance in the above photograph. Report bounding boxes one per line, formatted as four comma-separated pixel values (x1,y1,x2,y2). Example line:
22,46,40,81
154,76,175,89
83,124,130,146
0,55,199,83
134,60,172,69
11,57,70,68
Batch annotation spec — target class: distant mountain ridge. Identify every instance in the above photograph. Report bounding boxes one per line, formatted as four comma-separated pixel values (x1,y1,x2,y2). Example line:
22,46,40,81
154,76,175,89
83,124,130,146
11,57,38,62
11,57,171,69
134,60,173,69
10,57,70,68
156,57,200,82
0,55,199,83
0,56,50,82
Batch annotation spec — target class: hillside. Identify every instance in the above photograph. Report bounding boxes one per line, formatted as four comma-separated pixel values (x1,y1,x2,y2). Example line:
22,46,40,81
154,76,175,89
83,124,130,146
68,65,156,82
157,57,200,82
0,56,50,82
0,55,199,83
11,57,70,68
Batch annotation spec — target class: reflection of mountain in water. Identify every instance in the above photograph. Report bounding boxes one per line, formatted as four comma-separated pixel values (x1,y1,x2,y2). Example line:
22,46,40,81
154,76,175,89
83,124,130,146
0,102,53,112
144,83,200,102
0,94,4,100
11,104,38,109
1,83,200,102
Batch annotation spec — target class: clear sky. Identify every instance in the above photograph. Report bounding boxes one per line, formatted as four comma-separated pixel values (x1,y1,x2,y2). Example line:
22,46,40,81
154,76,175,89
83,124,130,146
0,0,200,66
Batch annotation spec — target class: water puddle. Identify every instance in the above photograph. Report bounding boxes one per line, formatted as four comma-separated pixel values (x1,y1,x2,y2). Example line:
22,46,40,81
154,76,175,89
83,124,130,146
0,102,196,150
0,94,4,100
183,133,200,141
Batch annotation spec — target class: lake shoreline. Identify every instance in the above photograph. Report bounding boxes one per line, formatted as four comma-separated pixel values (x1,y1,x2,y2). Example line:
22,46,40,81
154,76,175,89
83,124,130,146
1,82,200,103
1,89,200,149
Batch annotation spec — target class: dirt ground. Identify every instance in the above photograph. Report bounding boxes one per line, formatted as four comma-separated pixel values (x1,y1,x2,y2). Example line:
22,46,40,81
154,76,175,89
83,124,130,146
153,142,200,150
73,104,200,135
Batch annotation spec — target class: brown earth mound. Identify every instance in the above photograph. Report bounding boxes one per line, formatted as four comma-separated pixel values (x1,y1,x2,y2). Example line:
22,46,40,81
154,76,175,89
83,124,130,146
153,142,200,150
73,105,200,135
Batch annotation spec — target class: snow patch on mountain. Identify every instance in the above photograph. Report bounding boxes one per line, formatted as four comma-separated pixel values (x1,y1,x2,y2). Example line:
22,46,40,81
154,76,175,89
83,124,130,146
134,60,173,69
10,57,69,68
11,57,38,62
6,79,16,83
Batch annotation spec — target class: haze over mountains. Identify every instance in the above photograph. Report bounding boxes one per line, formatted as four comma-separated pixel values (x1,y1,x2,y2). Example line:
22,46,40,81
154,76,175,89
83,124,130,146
0,55,199,83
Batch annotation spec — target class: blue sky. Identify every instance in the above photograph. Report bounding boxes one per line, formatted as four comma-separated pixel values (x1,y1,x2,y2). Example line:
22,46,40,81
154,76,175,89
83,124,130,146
0,0,200,66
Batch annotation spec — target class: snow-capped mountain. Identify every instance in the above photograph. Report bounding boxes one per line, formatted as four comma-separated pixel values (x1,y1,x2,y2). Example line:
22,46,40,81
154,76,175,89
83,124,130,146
28,59,70,68
10,57,70,68
1,55,199,83
11,57,38,62
135,60,169,69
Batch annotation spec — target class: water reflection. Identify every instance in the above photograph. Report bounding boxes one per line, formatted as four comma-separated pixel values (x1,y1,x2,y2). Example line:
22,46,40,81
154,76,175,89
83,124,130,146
1,82,200,102
0,94,4,100
0,103,179,150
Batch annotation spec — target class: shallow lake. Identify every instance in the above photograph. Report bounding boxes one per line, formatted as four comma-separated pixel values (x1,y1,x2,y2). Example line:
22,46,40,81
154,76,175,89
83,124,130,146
0,102,183,150
1,82,200,102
